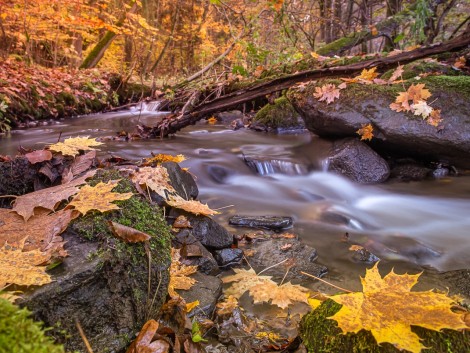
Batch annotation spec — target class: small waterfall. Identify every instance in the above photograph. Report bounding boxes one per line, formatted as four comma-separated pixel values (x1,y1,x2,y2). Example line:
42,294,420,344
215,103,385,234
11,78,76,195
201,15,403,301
141,100,161,112
244,157,309,175
321,157,330,172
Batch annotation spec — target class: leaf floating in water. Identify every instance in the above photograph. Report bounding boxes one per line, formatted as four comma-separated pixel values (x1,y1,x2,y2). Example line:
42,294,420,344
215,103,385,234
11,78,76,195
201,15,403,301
49,136,103,157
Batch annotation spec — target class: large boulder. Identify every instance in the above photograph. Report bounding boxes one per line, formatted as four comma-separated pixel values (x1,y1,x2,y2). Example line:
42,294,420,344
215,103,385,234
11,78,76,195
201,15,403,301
19,170,172,353
288,75,470,169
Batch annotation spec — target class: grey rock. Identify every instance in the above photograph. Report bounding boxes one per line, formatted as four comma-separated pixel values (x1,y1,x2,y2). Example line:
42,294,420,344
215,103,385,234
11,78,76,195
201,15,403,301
185,213,234,250
247,238,328,281
179,272,223,319
328,138,390,183
390,163,432,181
213,248,244,268
173,229,220,276
350,247,380,264
433,167,450,178
288,77,470,169
162,161,198,200
229,215,293,230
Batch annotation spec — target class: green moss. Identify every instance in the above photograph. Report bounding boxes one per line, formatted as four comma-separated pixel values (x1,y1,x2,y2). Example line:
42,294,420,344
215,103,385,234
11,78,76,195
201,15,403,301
301,299,470,353
253,96,302,129
382,60,462,81
421,75,470,98
57,92,77,106
317,37,356,56
0,298,64,353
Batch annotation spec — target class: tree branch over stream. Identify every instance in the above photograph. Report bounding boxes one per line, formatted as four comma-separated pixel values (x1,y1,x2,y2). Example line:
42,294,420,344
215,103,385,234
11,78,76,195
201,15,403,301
143,25,470,138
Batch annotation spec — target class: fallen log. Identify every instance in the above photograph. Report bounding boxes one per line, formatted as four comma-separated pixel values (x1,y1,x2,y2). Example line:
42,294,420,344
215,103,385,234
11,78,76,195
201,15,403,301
144,25,470,138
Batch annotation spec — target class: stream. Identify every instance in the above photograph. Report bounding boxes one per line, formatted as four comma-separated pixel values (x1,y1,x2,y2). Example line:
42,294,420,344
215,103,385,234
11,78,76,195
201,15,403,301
2,108,470,292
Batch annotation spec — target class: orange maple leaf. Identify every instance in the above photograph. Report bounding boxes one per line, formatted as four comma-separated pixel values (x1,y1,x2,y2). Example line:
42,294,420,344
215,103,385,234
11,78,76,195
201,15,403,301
313,84,340,104
356,123,374,141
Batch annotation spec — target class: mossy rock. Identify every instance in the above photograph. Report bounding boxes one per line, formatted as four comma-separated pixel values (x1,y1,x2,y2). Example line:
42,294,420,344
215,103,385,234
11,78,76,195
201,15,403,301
20,169,172,352
252,96,305,130
0,298,64,353
301,299,470,353
382,60,462,81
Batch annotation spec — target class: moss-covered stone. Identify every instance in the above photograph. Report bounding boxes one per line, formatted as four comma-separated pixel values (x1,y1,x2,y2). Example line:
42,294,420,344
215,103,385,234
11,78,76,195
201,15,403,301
301,299,470,353
21,169,172,352
382,60,463,81
253,96,304,130
0,298,64,353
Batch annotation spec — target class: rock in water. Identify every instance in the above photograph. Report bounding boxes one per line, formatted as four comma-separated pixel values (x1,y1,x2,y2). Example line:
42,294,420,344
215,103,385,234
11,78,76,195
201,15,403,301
229,215,293,230
327,138,390,184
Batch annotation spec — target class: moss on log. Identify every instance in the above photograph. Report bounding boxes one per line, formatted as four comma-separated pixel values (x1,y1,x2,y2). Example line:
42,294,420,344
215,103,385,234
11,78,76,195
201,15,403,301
300,299,470,353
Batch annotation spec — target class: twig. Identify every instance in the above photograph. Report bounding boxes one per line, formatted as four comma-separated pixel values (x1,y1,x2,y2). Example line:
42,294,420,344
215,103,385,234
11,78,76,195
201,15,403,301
76,320,94,353
300,271,352,293
258,258,288,276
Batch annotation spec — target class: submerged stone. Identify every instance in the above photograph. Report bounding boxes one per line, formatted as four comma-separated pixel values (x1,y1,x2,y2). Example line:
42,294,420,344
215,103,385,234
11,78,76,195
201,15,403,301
229,215,293,230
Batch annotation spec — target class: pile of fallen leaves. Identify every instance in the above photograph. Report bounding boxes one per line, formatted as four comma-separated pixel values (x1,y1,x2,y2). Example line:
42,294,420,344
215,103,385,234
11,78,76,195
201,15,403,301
0,59,117,126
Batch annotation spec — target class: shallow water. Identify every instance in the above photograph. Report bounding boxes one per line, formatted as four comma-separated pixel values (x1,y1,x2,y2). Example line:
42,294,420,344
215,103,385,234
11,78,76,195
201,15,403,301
2,110,470,290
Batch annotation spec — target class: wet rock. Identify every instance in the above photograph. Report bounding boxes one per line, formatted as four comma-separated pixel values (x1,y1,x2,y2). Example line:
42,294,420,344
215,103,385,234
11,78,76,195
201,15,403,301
19,171,171,353
162,161,198,200
432,166,450,178
327,138,390,184
183,213,234,250
179,272,222,319
288,76,470,169
245,238,328,281
442,269,470,300
173,229,220,276
213,248,244,268
389,163,432,181
250,97,306,132
216,110,246,124
229,215,293,230
350,246,380,264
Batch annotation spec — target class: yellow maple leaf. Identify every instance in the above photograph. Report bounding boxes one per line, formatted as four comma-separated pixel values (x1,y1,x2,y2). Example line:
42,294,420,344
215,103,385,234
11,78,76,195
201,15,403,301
207,117,218,124
356,123,374,141
169,248,197,298
407,83,431,104
357,67,379,82
143,153,186,165
313,84,340,104
222,268,310,309
185,300,200,313
0,239,51,287
49,136,103,157
249,280,309,309
131,166,218,216
67,180,132,215
216,295,239,315
328,263,468,353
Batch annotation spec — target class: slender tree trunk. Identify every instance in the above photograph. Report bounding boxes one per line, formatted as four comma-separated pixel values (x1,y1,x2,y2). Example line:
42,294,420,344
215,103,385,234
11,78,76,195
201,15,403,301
80,2,137,69
384,0,402,51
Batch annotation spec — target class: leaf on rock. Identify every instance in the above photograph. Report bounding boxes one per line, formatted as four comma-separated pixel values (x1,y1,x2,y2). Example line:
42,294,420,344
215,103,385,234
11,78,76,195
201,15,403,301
186,300,200,313
412,101,433,119
356,123,374,141
222,268,273,299
173,215,192,229
427,109,442,127
167,196,219,216
328,263,468,353
132,166,218,216
390,91,411,112
356,67,379,83
67,180,132,215
313,84,340,104
169,248,197,298
0,208,74,254
108,221,151,243
388,64,404,83
49,136,103,157
453,56,466,69
0,239,52,287
143,153,186,166
249,280,309,309
24,150,52,164
11,170,95,221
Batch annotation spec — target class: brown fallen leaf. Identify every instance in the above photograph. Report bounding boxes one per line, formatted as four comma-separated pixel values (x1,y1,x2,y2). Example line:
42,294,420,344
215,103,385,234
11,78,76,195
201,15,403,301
169,248,197,298
24,150,52,164
453,56,466,69
216,295,239,315
427,109,442,127
388,64,404,83
108,221,151,243
313,84,340,104
329,263,469,353
11,170,96,221
172,215,192,229
0,208,74,254
126,319,170,353
67,180,133,215
0,238,52,287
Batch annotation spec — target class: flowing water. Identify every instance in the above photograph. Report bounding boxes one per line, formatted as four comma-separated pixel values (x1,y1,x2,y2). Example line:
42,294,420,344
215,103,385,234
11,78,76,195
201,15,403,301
2,109,470,291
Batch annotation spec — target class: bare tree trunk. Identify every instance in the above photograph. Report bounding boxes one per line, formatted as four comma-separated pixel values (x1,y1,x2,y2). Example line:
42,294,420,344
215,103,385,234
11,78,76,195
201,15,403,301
384,0,402,51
